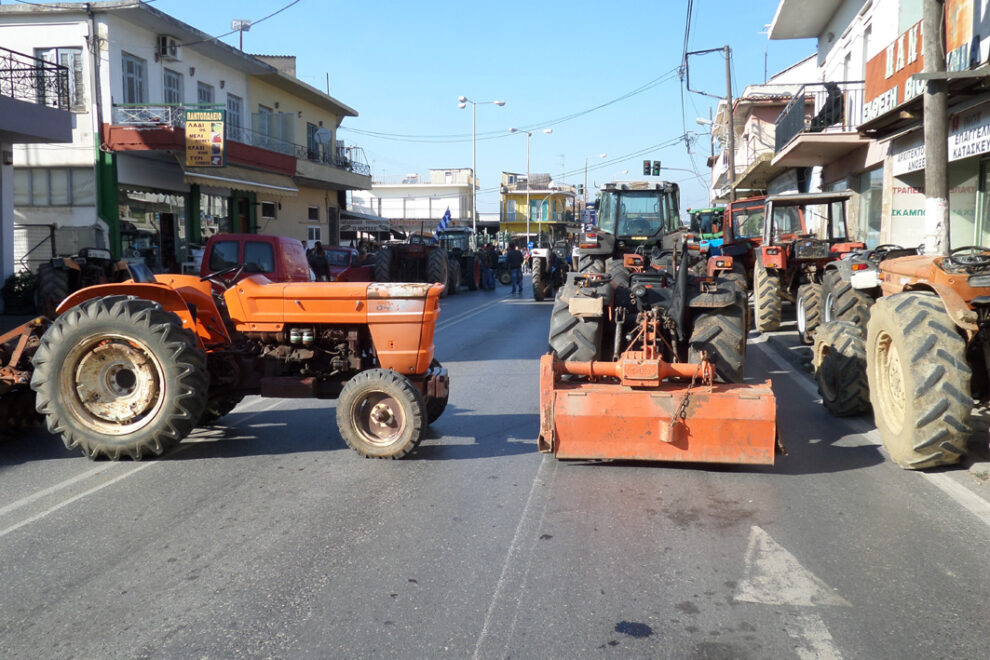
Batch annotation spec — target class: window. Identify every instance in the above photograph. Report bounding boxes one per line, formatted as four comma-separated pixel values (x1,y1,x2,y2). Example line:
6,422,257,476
307,226,322,243
260,201,276,219
306,122,319,160
163,68,183,105
209,241,239,270
197,82,214,105
256,104,273,137
226,94,243,141
244,241,275,274
12,168,96,206
308,206,319,221
121,53,147,104
35,47,85,111
858,168,883,247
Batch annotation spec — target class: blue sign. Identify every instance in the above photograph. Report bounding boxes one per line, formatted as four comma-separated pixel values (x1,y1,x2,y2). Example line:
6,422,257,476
527,241,534,249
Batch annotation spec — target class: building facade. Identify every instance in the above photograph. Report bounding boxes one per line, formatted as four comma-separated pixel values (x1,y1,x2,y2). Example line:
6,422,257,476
351,169,475,236
0,1,370,273
499,172,576,243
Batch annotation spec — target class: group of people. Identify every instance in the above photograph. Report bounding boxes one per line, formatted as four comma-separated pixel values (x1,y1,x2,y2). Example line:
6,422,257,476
478,243,501,291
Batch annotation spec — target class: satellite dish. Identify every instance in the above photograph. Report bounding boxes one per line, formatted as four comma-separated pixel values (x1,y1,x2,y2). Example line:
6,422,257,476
314,128,332,143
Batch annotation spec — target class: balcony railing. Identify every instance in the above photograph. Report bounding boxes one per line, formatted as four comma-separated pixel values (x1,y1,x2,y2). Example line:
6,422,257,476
774,81,865,152
111,104,369,174
0,46,70,110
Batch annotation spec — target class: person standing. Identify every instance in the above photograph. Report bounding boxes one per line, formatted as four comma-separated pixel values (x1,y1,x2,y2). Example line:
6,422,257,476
308,241,329,281
505,243,524,295
481,243,496,290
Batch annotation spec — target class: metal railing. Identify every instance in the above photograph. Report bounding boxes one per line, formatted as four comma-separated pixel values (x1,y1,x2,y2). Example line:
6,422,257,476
0,46,70,110
111,104,370,174
774,81,866,152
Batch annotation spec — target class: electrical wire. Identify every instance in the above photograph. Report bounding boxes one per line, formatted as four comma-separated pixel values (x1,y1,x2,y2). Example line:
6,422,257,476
178,0,302,48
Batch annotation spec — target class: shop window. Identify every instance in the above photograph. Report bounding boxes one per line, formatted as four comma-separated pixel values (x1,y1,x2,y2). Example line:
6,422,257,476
308,206,319,221
244,241,275,274
121,52,146,104
163,68,183,105
35,47,85,111
209,241,239,270
858,168,883,248
260,201,276,219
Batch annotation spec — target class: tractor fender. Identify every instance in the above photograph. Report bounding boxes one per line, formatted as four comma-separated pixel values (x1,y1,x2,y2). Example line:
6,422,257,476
706,255,734,278
758,247,786,270
903,282,979,332
56,276,229,348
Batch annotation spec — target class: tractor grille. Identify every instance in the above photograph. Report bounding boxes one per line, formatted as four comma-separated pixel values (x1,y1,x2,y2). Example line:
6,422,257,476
792,239,829,260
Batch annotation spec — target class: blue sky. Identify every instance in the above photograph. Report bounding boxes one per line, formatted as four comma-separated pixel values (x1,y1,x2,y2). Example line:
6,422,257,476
156,0,816,214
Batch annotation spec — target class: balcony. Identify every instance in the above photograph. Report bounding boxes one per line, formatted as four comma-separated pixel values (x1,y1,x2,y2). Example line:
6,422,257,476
0,47,73,145
772,81,871,167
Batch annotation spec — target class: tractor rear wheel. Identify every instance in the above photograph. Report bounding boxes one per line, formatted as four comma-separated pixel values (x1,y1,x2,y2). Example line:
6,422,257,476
35,262,70,319
822,269,873,332
688,296,746,383
866,292,972,469
548,294,602,363
199,394,245,426
532,258,546,301
374,246,393,282
814,321,869,417
30,295,208,460
427,249,449,297
337,368,426,459
447,259,461,295
606,259,631,288
576,255,605,275
466,256,480,290
753,261,781,332
796,282,823,344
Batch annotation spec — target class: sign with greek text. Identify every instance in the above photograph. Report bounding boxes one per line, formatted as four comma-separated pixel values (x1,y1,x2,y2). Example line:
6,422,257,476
185,109,225,167
892,103,990,175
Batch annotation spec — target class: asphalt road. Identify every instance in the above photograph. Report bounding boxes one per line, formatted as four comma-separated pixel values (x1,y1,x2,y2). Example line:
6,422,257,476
1,278,989,659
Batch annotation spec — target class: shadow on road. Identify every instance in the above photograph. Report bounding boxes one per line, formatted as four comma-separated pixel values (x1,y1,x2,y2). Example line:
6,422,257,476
0,425,75,469
415,408,537,460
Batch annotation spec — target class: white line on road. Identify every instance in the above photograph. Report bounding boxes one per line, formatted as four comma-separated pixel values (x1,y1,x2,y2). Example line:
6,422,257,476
754,339,990,530
783,613,844,660
0,463,122,518
436,294,513,332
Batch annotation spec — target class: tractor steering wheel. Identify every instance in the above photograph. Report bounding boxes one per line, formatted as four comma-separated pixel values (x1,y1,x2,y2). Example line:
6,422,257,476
869,243,904,260
947,245,990,270
200,264,244,289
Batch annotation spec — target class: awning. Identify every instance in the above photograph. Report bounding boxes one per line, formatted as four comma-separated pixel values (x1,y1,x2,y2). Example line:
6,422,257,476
341,210,392,234
182,164,298,197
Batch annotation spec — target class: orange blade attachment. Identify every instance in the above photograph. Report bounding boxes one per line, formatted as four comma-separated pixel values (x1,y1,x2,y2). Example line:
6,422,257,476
538,354,777,466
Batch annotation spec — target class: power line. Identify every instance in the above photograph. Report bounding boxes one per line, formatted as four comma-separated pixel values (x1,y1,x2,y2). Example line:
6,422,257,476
178,0,302,48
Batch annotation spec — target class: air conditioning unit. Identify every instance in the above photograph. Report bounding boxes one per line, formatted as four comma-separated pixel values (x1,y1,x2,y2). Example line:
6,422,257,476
157,35,181,61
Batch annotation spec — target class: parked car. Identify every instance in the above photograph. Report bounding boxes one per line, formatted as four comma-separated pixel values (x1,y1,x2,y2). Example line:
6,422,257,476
200,233,312,285
326,247,375,282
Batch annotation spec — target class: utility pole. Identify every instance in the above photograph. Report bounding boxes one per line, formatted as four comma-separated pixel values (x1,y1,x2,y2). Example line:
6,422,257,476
724,45,736,204
923,0,948,255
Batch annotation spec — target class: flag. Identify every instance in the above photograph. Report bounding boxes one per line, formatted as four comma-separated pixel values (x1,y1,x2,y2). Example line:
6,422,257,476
433,207,452,240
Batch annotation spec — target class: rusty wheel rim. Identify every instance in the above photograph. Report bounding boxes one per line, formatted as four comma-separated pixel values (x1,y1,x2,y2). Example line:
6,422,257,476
60,333,166,436
874,330,904,434
350,391,406,447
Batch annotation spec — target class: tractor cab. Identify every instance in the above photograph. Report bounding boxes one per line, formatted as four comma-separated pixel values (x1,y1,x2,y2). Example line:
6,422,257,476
595,180,682,253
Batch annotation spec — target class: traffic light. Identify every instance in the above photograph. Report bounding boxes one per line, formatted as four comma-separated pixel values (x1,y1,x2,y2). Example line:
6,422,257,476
577,184,585,195
652,160,661,176
643,160,651,176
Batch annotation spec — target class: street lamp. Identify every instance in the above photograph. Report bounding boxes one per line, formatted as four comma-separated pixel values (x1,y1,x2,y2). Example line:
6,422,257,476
584,152,606,206
458,96,505,236
509,127,552,242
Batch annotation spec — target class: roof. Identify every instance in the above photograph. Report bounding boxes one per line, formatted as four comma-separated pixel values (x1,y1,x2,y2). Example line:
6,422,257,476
0,1,358,118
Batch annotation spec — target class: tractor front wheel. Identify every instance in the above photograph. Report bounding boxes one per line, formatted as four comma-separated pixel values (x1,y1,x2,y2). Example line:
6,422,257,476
466,256,480,290
822,269,873,332
813,321,869,417
796,282,823,344
337,368,426,459
753,262,781,332
447,259,461,295
35,262,70,319
532,258,546,301
374,246,393,282
427,250,449,297
30,295,208,460
866,293,972,469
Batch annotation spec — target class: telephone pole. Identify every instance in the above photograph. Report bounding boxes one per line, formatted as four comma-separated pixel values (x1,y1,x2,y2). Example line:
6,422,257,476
923,0,948,254
724,45,736,203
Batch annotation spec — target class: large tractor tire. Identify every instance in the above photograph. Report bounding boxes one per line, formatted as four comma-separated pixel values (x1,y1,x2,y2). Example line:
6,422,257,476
337,368,426,459
374,246,393,282
199,394,245,426
532,258,546,301
548,295,603,363
813,321,869,417
576,255,605,275
35,262,70,319
465,256,480,291
606,258,631,288
753,261,782,332
866,292,972,469
447,259,461,295
822,270,873,332
796,282,823,345
688,298,746,383
30,295,208,460
427,249,449,297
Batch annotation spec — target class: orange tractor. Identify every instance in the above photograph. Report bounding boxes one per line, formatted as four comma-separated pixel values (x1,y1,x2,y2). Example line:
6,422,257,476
1,265,448,460
539,238,778,465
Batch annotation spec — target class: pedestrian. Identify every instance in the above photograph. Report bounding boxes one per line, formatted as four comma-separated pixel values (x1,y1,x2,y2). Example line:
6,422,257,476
481,243,497,290
308,240,329,281
505,243,524,295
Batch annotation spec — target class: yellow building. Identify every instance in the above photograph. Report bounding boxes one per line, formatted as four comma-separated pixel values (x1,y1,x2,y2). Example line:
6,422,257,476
499,172,576,244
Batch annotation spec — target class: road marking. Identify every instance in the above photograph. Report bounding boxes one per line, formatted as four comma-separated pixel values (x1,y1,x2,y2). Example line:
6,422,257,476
472,455,554,660
436,294,513,331
757,337,990,529
735,526,850,607
0,399,286,539
783,613,844,660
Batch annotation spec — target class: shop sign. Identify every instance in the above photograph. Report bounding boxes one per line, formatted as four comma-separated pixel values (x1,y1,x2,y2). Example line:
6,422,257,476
185,109,225,167
863,20,924,123
892,104,990,175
